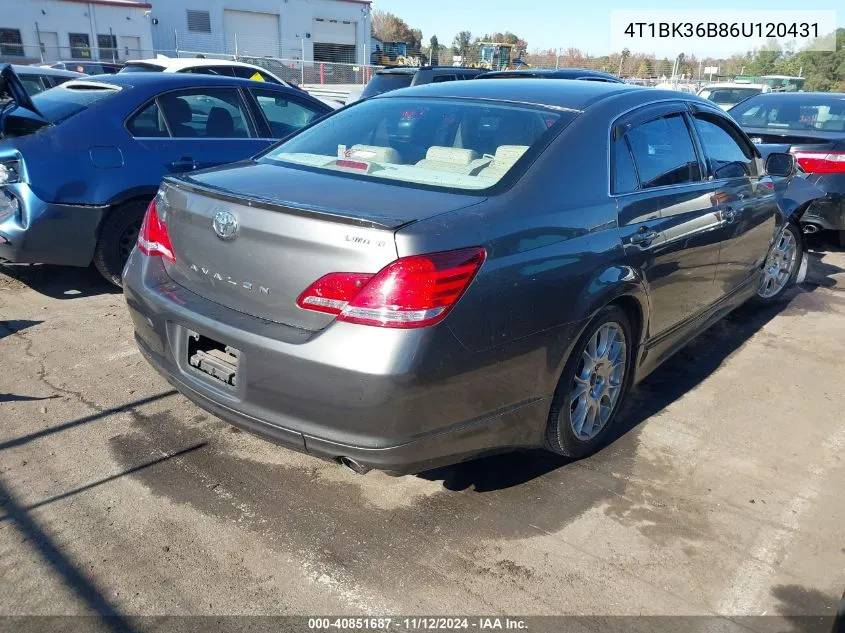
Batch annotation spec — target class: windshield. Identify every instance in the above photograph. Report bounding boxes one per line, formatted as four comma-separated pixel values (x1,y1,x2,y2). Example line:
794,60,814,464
360,73,414,98
731,95,845,132
260,96,574,192
30,84,120,123
699,87,761,106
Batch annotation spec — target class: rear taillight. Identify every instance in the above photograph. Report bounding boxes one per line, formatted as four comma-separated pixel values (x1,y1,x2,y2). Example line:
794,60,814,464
137,198,175,263
296,247,486,329
790,151,845,174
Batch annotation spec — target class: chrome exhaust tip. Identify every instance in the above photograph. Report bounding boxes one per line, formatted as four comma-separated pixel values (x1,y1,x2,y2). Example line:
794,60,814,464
337,456,371,475
802,223,820,235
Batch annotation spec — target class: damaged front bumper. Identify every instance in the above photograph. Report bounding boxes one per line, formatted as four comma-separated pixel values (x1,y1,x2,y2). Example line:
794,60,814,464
0,183,107,267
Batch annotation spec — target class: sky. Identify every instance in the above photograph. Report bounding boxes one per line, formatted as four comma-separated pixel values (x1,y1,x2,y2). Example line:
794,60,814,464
371,0,843,57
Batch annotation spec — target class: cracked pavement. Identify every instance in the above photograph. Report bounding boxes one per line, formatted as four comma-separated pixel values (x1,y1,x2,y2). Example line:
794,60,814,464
1,237,844,622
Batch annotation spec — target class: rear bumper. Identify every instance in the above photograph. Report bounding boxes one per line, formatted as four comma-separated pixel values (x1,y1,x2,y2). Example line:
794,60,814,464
800,176,845,231
0,184,107,266
123,252,557,474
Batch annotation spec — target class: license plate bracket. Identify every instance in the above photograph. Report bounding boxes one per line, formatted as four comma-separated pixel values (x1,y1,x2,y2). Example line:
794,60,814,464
187,332,240,387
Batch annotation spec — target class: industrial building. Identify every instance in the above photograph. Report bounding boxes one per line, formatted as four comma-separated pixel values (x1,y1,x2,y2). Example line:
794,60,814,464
0,0,373,66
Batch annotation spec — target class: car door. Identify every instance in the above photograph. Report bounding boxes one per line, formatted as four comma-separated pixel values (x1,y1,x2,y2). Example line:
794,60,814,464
126,86,270,176
613,104,723,338
247,87,329,140
688,107,778,297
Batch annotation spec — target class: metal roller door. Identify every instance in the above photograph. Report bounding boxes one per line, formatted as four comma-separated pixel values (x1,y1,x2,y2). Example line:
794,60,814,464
224,10,281,57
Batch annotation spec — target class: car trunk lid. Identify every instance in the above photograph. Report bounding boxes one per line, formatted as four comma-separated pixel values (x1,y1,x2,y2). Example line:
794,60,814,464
158,163,484,330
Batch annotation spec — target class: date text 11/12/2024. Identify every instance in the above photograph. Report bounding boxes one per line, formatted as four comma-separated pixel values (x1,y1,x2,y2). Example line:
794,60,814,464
307,617,528,630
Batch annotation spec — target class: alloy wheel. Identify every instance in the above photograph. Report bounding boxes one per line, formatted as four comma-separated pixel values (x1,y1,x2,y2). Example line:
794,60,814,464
758,229,798,299
568,322,627,441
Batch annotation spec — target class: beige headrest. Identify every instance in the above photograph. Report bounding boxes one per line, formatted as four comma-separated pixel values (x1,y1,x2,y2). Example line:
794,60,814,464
494,145,530,164
348,144,401,164
424,146,478,166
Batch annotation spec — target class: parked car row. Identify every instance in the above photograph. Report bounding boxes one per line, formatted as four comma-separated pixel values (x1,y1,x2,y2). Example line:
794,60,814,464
0,65,333,283
0,61,831,475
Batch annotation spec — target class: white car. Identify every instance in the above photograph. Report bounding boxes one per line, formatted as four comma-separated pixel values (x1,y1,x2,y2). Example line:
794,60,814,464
120,57,342,108
697,83,771,111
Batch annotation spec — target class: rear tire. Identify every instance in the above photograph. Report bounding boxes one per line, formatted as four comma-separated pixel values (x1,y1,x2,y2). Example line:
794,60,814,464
755,223,803,304
92,199,149,287
545,305,633,459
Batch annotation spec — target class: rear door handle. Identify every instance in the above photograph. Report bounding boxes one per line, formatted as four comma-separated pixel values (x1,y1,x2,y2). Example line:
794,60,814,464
170,157,200,171
630,228,659,246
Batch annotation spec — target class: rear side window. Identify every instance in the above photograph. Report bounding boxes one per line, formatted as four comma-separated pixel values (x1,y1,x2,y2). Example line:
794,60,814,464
157,89,252,138
432,74,457,83
232,66,281,84
360,73,414,98
182,66,235,77
692,114,757,179
128,101,168,137
626,114,701,189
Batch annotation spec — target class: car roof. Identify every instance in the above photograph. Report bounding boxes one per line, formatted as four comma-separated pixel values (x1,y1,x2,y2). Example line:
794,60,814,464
125,57,264,71
378,78,641,110
59,72,292,90
15,65,85,78
478,68,622,82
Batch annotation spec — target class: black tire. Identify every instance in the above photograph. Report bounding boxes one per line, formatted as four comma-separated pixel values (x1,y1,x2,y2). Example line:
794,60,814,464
755,223,803,304
546,305,633,459
92,199,149,287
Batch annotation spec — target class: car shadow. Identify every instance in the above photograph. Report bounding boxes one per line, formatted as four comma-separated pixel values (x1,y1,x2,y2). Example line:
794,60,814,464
0,319,42,341
420,266,834,493
0,263,119,299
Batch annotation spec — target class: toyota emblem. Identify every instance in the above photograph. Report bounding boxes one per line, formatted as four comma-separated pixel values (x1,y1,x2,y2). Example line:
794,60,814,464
213,211,238,241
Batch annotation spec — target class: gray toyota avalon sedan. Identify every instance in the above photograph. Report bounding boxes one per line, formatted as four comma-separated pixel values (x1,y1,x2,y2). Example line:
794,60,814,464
123,79,807,475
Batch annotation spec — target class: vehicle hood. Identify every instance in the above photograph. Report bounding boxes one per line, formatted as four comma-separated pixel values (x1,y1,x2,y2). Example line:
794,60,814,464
0,64,42,117
181,160,486,230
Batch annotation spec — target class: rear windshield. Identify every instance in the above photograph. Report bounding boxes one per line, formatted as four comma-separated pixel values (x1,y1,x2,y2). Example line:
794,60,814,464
119,64,164,73
31,84,120,123
731,95,845,132
699,87,761,106
260,96,575,192
360,73,414,98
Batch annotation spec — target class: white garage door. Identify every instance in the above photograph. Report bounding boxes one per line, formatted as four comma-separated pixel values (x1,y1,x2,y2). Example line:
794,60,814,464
312,19,356,46
224,10,280,57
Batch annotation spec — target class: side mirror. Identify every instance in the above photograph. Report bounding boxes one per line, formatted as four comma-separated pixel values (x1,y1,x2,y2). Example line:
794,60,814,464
765,152,796,177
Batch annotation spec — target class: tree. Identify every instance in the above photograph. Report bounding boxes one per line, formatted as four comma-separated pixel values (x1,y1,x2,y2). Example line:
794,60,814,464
371,10,422,55
452,31,474,63
796,28,845,92
429,35,440,65
618,48,630,76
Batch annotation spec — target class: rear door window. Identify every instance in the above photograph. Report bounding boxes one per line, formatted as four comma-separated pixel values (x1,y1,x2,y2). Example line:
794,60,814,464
432,74,458,83
157,89,252,138
612,136,639,194
626,114,702,189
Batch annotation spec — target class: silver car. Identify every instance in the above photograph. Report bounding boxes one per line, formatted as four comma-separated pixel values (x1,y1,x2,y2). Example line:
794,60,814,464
123,79,812,474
